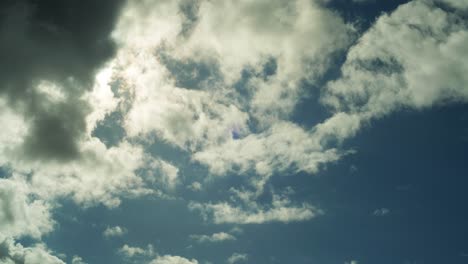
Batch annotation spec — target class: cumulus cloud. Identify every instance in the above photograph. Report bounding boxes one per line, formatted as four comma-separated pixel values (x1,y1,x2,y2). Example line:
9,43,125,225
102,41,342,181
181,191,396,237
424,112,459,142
187,182,202,192
0,236,64,264
324,0,468,121
13,139,154,208
190,232,236,243
103,226,127,238
83,0,358,224
2,1,468,262
0,179,54,239
227,253,248,264
71,255,87,264
118,244,155,259
112,0,354,160
149,255,198,264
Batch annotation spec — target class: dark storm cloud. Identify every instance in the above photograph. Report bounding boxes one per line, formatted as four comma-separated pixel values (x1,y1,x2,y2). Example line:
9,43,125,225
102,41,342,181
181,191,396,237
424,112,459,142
0,0,125,161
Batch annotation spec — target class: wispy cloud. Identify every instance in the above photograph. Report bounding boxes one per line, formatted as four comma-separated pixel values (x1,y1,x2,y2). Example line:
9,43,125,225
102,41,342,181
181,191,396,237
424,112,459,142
227,253,248,264
190,232,236,243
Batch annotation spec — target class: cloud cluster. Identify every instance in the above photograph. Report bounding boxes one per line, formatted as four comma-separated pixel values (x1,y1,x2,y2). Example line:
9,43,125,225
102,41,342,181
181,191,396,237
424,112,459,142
324,0,468,129
1,0,468,261
0,179,53,239
96,0,356,224
0,236,64,264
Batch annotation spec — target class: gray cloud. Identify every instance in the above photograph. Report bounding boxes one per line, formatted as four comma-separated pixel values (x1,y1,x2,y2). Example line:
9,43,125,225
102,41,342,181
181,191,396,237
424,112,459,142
0,0,124,161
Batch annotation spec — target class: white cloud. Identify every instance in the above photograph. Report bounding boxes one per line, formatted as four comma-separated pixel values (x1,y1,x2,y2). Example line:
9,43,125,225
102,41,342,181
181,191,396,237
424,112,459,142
97,0,357,223
71,255,87,264
190,232,236,243
118,244,155,258
112,0,354,158
149,255,198,264
103,226,127,238
227,253,248,264
345,261,359,264
189,193,322,224
187,182,202,192
0,236,65,264
193,121,343,179
325,0,468,118
0,99,29,166
145,159,181,190
13,139,153,208
0,179,54,239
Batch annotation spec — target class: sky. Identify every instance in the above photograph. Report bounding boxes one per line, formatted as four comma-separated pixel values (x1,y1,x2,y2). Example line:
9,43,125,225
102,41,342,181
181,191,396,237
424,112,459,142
0,0,468,263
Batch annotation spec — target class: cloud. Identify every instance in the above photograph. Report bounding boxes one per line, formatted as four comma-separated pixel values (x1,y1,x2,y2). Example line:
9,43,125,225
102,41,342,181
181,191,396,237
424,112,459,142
118,244,155,259
0,179,54,239
149,255,198,264
189,193,322,224
324,0,468,119
193,121,344,179
71,255,88,264
13,139,154,208
0,0,125,162
0,236,64,264
112,0,354,159
437,0,468,9
93,0,357,221
103,226,127,238
345,261,359,264
118,245,199,264
227,253,248,264
144,159,180,190
187,182,202,192
190,232,236,243
373,208,390,216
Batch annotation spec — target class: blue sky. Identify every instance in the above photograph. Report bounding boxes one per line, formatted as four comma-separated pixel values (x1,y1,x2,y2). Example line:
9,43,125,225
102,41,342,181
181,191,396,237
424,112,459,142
1,1,468,264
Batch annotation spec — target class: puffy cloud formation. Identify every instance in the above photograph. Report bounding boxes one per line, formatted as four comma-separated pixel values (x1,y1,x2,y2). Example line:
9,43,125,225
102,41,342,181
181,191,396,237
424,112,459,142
71,255,87,264
103,226,127,238
0,179,53,239
324,0,468,130
1,0,468,261
118,244,155,258
0,236,64,264
149,255,198,264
